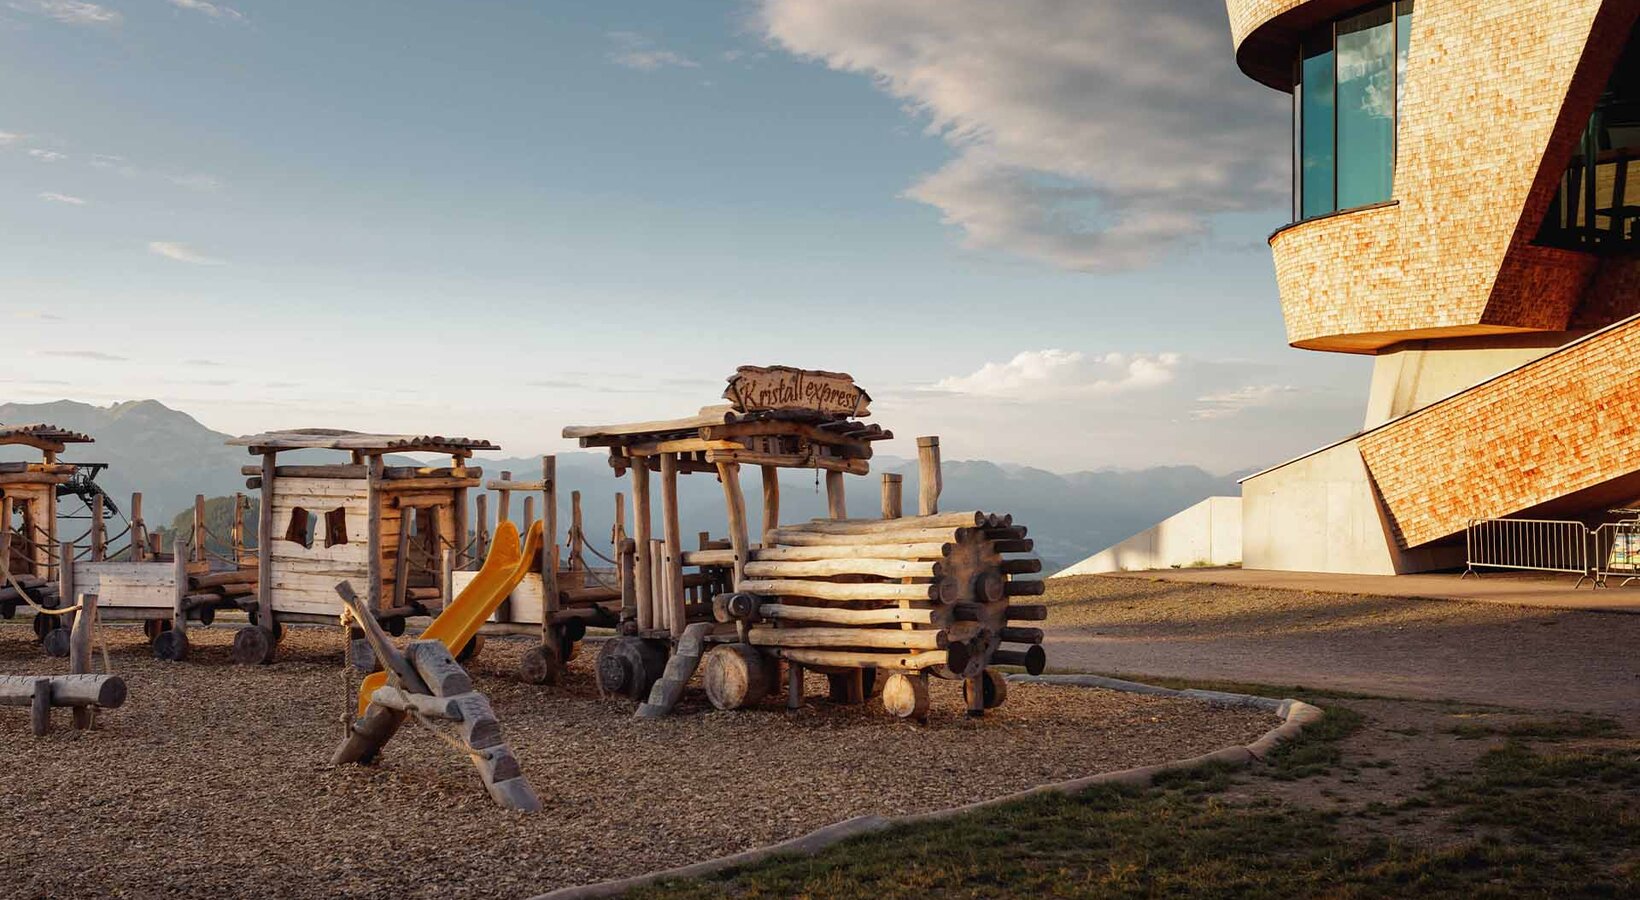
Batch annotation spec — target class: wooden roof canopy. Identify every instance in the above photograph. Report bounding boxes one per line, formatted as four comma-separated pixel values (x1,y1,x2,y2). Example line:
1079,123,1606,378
228,428,499,458
562,366,891,476
0,423,95,454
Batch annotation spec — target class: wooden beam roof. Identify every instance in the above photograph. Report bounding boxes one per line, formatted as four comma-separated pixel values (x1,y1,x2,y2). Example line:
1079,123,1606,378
228,428,498,456
0,423,94,453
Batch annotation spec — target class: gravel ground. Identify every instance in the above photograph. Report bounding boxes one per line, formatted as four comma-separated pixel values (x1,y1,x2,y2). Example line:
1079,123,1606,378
1044,574,1640,718
0,621,1274,900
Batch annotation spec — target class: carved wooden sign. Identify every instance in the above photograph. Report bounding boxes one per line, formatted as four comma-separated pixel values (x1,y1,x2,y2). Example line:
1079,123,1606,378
723,366,871,417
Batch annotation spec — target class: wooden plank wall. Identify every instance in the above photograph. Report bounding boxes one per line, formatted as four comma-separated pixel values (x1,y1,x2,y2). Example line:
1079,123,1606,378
268,476,370,615
72,562,175,609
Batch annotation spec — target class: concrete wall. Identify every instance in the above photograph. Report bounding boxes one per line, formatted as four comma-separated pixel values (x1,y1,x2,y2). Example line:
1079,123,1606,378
1053,497,1242,577
1241,440,1462,575
1362,332,1577,428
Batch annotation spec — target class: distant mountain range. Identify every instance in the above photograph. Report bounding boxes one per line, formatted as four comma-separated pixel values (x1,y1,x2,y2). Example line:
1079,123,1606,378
0,399,1246,573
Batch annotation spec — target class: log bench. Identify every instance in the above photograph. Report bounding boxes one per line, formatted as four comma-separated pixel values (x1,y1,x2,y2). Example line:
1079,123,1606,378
1,674,127,736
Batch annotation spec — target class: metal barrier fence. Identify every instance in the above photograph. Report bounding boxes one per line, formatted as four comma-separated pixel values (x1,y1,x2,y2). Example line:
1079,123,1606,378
1463,517,1594,587
1591,509,1640,587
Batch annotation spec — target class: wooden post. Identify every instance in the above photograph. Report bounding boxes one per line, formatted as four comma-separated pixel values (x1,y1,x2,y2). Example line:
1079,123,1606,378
172,537,189,639
522,496,535,531
649,539,667,633
541,456,559,627
881,473,903,520
231,492,245,565
57,541,75,634
917,436,942,517
31,677,50,737
69,592,97,729
393,516,414,609
130,492,147,562
452,482,469,570
760,465,780,546
631,462,654,631
716,463,748,590
193,494,207,564
443,547,456,609
618,538,636,622
90,494,105,562
474,493,490,565
568,489,584,570
659,453,685,639
365,455,383,613
496,471,512,523
44,452,57,583
662,540,682,637
825,470,847,521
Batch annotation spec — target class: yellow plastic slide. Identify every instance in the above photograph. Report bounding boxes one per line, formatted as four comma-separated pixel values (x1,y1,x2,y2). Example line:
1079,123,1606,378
356,519,544,715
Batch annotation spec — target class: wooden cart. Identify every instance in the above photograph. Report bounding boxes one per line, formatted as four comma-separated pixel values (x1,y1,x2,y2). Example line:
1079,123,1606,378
203,428,498,665
564,366,1046,718
0,424,93,645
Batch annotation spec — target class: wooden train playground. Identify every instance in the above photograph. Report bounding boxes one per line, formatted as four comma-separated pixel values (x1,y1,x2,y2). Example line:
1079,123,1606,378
0,366,1287,896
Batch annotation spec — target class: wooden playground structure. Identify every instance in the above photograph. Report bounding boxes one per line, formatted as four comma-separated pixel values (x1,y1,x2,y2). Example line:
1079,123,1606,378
2,365,1049,810
566,365,1046,720
0,424,95,631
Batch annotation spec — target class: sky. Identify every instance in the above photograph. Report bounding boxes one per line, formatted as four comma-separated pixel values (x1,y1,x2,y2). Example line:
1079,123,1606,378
0,0,1369,475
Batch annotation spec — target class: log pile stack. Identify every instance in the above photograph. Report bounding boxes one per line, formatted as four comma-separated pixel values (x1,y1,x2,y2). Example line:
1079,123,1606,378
705,510,1046,719
179,565,260,622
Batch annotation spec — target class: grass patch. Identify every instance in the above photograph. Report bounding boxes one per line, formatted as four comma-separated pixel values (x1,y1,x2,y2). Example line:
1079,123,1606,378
632,698,1640,899
633,752,1639,899
1264,705,1365,780
1421,740,1640,843
1447,716,1623,742
1073,671,1390,703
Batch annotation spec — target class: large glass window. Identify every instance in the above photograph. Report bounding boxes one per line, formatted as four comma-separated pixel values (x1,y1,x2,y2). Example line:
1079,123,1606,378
1299,33,1335,220
1292,1,1413,222
1536,16,1640,254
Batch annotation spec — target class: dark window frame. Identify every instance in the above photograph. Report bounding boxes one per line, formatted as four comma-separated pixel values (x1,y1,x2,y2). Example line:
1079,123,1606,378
1291,0,1414,224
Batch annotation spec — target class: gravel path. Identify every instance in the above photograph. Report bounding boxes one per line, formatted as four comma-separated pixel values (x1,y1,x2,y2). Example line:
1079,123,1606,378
1044,574,1640,719
0,622,1273,899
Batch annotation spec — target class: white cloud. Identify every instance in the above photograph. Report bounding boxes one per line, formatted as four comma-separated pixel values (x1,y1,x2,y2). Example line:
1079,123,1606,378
167,0,244,20
9,0,120,26
27,148,66,162
0,131,21,145
1192,384,1299,420
39,349,127,361
165,172,222,191
607,31,700,71
38,191,86,205
147,241,225,265
935,349,1181,399
759,0,1287,271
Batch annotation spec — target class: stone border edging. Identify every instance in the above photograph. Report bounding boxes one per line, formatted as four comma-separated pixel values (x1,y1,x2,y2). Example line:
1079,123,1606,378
528,676,1325,900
